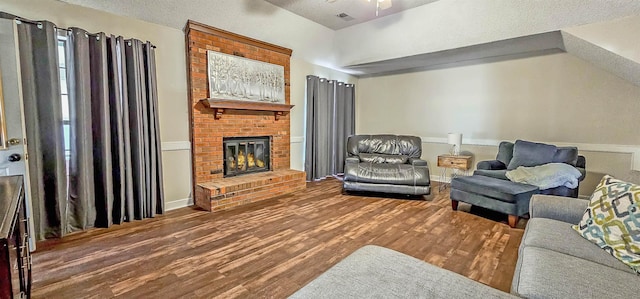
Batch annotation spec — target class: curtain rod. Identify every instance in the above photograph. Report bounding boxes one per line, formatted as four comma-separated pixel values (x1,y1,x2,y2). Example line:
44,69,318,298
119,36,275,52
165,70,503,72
13,17,157,48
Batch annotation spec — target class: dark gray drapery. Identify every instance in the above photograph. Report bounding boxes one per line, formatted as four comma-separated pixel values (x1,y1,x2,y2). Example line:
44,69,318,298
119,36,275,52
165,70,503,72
16,20,68,240
304,75,355,181
67,27,97,232
124,39,164,220
13,17,164,239
334,80,355,174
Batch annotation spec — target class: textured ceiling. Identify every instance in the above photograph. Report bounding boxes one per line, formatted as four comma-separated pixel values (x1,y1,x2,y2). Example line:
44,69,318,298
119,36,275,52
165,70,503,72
264,0,439,30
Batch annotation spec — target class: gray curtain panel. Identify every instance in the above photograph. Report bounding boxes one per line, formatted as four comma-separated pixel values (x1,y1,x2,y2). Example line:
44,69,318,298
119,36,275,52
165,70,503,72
88,32,115,228
16,20,68,240
305,75,355,181
334,82,355,174
12,15,164,239
108,35,134,225
124,39,164,219
67,27,97,232
146,41,165,217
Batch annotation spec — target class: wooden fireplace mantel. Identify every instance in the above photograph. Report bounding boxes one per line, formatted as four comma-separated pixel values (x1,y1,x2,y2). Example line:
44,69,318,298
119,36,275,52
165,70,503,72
200,98,294,120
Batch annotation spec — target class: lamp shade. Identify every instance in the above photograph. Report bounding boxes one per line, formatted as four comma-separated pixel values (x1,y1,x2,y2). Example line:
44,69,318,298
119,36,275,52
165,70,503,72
447,133,462,155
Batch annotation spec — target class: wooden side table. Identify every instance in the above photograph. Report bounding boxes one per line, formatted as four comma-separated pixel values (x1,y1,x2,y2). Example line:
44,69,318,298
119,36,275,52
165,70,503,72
437,154,472,192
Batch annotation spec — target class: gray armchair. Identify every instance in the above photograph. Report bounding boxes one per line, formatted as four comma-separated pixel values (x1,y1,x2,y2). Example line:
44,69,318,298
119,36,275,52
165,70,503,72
474,140,586,197
343,135,430,196
450,140,587,227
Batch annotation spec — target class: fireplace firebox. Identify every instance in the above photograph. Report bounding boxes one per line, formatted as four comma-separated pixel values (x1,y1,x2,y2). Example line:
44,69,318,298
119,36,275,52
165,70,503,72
223,136,271,177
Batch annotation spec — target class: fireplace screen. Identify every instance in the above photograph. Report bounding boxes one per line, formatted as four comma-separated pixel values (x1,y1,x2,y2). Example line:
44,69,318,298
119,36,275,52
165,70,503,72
223,136,270,177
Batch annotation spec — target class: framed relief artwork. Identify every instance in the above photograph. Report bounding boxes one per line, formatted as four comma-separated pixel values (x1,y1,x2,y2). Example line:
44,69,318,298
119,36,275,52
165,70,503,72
207,50,285,104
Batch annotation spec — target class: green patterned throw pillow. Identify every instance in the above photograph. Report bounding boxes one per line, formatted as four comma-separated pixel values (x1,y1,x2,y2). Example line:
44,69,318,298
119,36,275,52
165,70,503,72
573,175,640,273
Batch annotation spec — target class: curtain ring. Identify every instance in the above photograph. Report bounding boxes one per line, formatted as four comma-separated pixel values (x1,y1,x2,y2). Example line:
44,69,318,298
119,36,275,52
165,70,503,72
128,41,132,47
37,22,43,29
15,19,22,25
96,35,100,41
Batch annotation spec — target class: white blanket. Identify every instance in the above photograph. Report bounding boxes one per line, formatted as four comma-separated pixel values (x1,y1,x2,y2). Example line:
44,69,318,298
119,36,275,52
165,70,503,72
506,163,581,189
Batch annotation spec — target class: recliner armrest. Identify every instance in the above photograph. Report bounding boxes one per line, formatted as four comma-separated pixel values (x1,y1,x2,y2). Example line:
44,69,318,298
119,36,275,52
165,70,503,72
577,167,586,182
477,160,506,170
576,155,586,168
408,158,428,167
530,194,588,224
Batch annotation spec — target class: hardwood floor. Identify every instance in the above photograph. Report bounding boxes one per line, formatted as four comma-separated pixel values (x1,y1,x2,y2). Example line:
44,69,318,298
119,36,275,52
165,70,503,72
32,178,524,298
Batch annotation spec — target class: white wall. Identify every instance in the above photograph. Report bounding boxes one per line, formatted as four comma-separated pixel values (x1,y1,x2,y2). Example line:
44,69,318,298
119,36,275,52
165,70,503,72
356,53,640,196
289,58,359,171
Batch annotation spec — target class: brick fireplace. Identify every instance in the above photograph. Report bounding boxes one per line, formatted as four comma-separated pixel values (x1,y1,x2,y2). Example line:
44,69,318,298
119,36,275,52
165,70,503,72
185,20,306,211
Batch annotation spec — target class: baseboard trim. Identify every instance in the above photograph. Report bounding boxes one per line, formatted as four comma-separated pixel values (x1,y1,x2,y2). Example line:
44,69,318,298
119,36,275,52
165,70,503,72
431,174,449,183
161,141,191,152
165,197,192,211
421,137,640,171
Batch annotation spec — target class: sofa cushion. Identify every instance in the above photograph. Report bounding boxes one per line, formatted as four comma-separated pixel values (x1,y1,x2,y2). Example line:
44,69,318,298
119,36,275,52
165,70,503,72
507,140,557,170
522,218,634,273
529,194,588,224
359,153,409,164
573,175,640,273
553,146,579,166
451,175,538,203
512,246,640,299
496,141,514,166
473,169,508,180
344,162,430,186
290,245,516,299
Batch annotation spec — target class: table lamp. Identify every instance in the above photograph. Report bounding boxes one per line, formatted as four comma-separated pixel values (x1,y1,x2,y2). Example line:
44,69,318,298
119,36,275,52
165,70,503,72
448,133,462,155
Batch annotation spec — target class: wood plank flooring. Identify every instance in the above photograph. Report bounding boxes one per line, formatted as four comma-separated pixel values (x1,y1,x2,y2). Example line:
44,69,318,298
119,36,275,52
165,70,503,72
32,178,524,298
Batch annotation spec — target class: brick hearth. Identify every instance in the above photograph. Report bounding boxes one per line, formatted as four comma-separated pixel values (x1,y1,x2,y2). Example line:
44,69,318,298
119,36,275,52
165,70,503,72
186,21,305,212
195,170,306,211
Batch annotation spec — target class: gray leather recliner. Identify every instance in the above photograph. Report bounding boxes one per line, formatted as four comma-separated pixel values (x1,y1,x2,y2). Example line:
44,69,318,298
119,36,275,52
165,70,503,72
343,135,431,196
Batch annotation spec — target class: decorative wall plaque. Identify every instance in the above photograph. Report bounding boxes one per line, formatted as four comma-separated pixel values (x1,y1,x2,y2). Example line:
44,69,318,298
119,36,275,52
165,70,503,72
207,50,285,103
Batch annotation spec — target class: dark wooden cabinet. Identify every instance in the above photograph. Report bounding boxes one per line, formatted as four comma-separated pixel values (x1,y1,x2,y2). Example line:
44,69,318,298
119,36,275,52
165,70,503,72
0,176,31,298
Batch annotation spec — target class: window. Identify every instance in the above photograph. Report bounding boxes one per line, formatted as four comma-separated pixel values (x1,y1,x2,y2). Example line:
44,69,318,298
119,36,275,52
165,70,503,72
57,34,70,160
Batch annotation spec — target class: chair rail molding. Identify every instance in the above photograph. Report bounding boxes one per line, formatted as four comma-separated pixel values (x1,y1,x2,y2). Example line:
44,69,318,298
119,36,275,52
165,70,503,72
420,137,640,171
291,136,304,144
161,141,191,151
